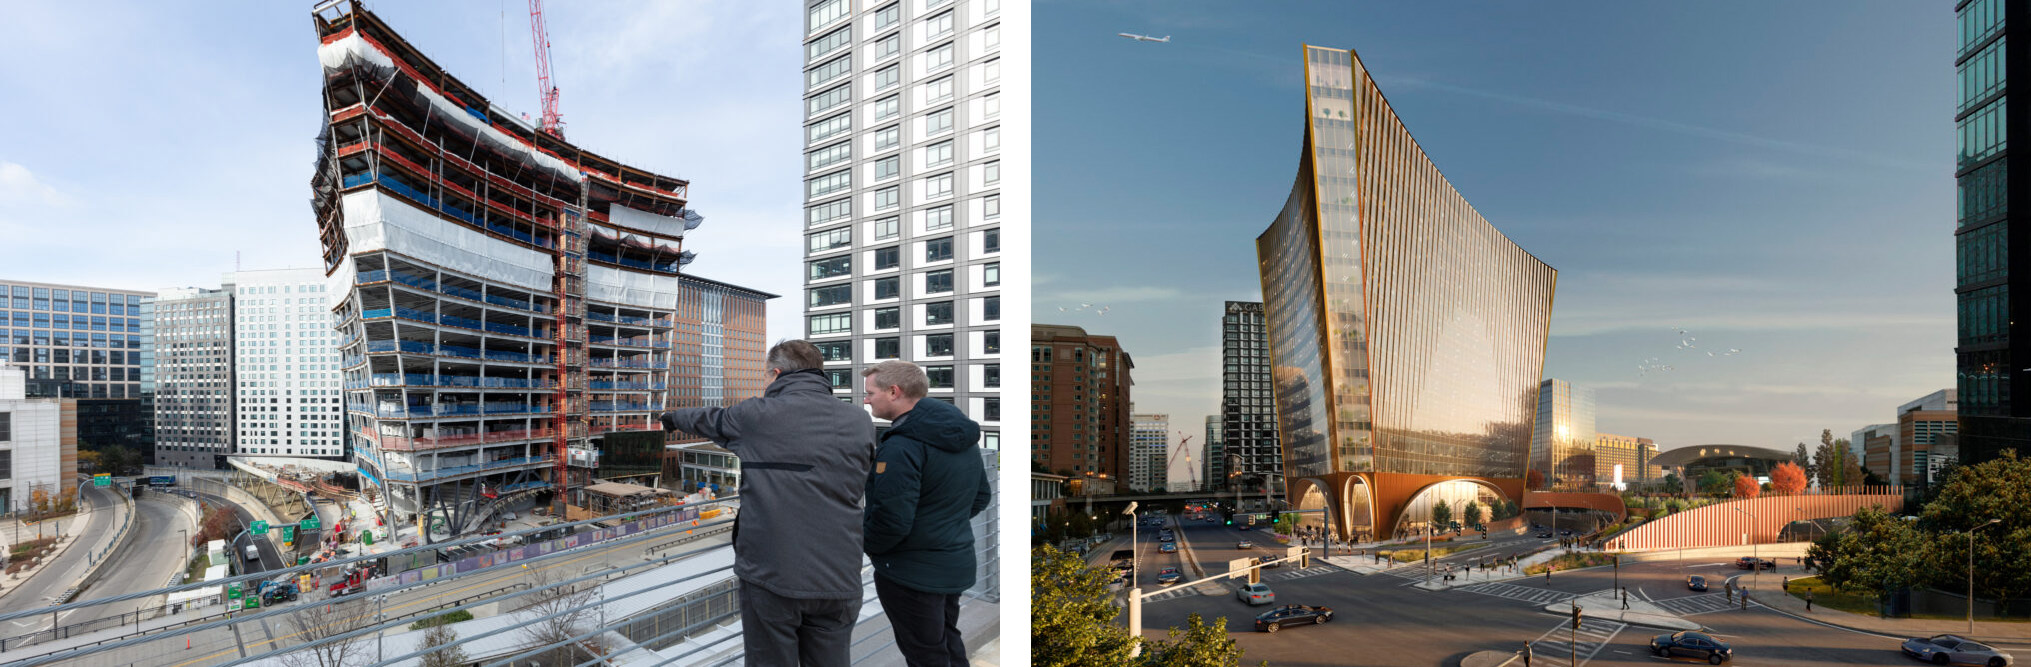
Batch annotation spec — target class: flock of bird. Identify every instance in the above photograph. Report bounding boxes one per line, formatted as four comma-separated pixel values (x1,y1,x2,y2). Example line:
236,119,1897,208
1056,303,1111,316
1638,327,1741,377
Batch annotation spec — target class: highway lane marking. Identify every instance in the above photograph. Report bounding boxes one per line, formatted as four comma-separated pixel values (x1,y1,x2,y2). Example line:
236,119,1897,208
163,532,716,667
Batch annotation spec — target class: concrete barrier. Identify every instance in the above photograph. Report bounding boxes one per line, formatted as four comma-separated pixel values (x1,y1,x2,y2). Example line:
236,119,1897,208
1616,542,1812,562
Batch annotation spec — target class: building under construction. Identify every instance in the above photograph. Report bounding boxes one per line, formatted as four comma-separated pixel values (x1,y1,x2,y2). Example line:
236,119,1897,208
311,1,771,537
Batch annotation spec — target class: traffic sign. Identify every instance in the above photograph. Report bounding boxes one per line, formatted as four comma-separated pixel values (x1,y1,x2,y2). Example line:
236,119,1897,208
92,474,110,487
300,516,321,531
251,520,269,534
283,525,297,544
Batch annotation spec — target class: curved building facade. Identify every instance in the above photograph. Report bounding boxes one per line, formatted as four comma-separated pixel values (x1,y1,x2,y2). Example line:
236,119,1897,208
312,2,770,536
1257,45,1556,542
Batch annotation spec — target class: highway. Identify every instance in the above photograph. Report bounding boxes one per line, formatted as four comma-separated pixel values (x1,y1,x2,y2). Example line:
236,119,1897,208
62,493,198,633
0,484,127,640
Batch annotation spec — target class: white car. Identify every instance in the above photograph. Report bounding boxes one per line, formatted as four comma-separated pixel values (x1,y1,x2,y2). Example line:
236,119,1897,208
1902,634,2011,666
1237,540,1254,549
1236,582,1276,606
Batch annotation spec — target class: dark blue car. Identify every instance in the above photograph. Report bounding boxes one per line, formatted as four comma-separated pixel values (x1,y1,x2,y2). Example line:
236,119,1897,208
1652,630,1731,664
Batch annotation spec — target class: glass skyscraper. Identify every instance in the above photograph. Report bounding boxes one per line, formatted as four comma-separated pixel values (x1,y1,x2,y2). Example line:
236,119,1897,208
1221,301,1278,495
1955,0,2021,467
1529,378,1597,490
1256,45,1555,541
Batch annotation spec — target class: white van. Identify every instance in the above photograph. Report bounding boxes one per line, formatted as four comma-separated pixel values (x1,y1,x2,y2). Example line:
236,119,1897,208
245,544,260,562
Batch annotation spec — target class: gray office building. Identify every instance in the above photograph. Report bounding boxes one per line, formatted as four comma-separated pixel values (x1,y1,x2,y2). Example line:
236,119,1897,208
1,280,154,465
149,287,236,469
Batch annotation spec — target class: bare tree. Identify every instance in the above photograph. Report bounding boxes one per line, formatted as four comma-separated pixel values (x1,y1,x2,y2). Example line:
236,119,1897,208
419,621,468,667
281,599,376,667
514,566,602,666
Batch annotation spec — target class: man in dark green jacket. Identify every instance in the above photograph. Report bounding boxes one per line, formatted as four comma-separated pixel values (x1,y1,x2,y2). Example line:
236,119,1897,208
860,360,993,666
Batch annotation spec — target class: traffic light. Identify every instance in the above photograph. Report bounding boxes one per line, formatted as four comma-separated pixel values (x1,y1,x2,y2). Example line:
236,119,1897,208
1570,604,1582,629
1225,518,1233,525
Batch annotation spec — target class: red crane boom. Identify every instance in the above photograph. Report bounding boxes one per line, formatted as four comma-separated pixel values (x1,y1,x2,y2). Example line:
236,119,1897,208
528,0,565,137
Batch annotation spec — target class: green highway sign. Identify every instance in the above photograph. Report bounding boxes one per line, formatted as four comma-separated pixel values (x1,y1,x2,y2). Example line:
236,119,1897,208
250,520,269,534
283,525,297,543
227,584,242,599
92,475,110,487
300,516,321,531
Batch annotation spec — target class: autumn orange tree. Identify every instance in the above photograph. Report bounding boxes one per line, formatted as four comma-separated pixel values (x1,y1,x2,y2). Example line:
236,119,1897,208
1732,474,1760,499
1769,461,1808,495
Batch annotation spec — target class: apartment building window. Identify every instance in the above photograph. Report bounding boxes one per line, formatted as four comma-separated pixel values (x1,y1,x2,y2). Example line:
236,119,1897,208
926,140,954,167
875,276,901,300
984,262,1000,286
808,56,851,90
825,368,853,389
808,84,852,117
926,364,954,389
984,228,1000,253
874,95,901,121
875,126,902,152
874,3,900,31
984,195,1000,219
810,312,852,335
809,255,852,280
984,93,1000,118
808,26,851,61
983,127,1000,152
808,228,852,254
928,76,954,104
926,269,955,294
809,284,852,308
927,333,954,357
874,217,900,240
984,58,1000,84
927,43,955,71
984,161,1000,184
875,156,901,181
985,330,1000,353
985,397,1000,421
876,246,901,270
808,141,851,171
875,307,900,330
875,186,901,211
928,11,954,38
876,33,902,60
984,363,1000,388
984,296,1000,321
807,169,852,198
808,0,847,32
926,205,953,230
876,337,901,359
808,112,851,144
925,301,954,325
926,236,954,262
0,412,9,441
926,173,954,199
0,449,10,478
875,65,901,91
926,108,954,135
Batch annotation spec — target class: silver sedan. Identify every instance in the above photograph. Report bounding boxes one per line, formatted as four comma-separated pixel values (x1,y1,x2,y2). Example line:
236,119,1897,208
1902,634,2012,667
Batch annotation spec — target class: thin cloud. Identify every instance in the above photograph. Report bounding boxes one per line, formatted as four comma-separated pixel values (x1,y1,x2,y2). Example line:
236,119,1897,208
1378,76,1932,172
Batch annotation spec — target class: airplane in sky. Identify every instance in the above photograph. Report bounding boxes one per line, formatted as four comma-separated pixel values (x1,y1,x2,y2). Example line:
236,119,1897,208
1117,33,1170,43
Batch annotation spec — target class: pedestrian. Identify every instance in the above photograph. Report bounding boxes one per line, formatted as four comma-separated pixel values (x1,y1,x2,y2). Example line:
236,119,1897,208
861,360,995,667
1725,584,1733,604
1806,591,1814,612
1782,576,1788,592
659,340,874,667
1545,565,1553,585
1621,587,1630,610
1741,591,1749,611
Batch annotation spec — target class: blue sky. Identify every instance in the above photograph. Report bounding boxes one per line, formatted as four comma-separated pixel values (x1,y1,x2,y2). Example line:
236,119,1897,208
1035,1,1955,479
0,1,804,343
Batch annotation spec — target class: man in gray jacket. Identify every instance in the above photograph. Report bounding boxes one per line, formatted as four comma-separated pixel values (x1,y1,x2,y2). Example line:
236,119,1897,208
661,340,873,666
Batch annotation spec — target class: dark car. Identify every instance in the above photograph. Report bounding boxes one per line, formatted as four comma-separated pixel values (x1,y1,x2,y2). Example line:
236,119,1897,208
1652,630,1732,664
1687,575,1708,592
1901,634,2012,666
1537,531,1554,538
1159,533,1175,543
1253,604,1333,633
1261,554,1283,569
259,581,299,605
1157,567,1183,585
1735,557,1776,570
1559,529,1573,536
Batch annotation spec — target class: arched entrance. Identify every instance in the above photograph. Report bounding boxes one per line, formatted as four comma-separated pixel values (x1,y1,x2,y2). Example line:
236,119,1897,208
1340,476,1375,543
1391,478,1505,539
1292,477,1331,534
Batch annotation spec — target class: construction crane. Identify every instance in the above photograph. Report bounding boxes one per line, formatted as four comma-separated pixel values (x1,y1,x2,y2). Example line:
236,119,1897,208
1166,434,1198,491
528,0,565,138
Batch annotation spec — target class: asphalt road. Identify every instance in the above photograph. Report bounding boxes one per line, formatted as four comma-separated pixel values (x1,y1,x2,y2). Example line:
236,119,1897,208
66,493,197,631
1133,522,2016,667
187,491,283,576
0,484,125,638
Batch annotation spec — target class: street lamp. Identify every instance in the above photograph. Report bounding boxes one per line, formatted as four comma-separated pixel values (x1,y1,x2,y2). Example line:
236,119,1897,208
1969,518,2002,635
1732,506,1758,590
1122,502,1140,587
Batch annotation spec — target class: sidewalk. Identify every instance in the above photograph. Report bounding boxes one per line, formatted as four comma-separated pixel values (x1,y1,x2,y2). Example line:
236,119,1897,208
1749,565,2031,644
0,491,123,608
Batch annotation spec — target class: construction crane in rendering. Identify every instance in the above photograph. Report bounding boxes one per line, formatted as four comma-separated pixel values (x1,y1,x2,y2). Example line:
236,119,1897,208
1167,434,1198,491
528,0,565,137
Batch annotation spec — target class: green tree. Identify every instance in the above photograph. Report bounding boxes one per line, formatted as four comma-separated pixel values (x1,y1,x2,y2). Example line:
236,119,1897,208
1696,470,1732,496
1430,499,1452,530
1137,613,1251,667
419,621,468,667
1460,500,1483,529
1916,450,2031,603
1809,505,1930,595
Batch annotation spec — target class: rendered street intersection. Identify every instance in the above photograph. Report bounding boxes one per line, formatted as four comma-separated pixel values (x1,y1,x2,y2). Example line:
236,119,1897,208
1106,513,2031,667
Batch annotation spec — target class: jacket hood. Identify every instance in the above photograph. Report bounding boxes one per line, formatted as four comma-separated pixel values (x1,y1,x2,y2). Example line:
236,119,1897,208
885,397,980,453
